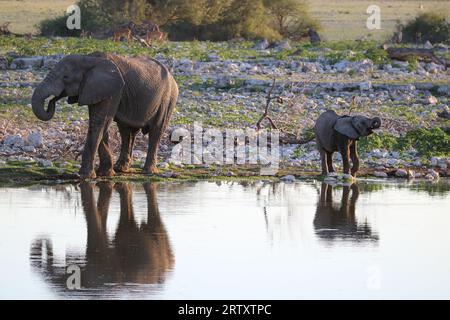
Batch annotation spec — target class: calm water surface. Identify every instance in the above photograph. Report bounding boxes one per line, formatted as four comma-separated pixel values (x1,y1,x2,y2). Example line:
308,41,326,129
0,180,449,299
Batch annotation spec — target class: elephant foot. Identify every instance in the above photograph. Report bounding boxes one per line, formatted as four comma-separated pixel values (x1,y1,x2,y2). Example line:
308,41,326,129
114,163,131,173
79,169,96,180
143,165,159,175
96,168,115,177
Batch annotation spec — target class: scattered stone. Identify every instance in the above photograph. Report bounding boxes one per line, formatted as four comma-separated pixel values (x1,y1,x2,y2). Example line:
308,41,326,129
338,173,353,181
424,41,433,49
253,39,270,50
162,170,174,178
359,81,372,91
37,159,53,167
10,56,44,69
27,132,43,147
387,158,399,166
395,168,408,177
3,134,24,147
373,171,388,178
275,40,291,50
22,146,36,153
157,162,170,169
430,157,439,166
427,169,440,180
0,56,8,70
280,175,295,182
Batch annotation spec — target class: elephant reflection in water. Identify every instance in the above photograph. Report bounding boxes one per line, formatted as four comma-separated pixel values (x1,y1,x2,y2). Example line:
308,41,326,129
30,182,174,293
314,183,378,243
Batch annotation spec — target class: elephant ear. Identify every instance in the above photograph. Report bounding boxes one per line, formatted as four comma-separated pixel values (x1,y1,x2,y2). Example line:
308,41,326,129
334,116,360,139
78,58,124,106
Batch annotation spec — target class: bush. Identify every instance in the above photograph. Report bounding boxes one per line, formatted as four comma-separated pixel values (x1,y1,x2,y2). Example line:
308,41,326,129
39,0,111,36
359,127,450,157
397,127,450,157
399,12,450,44
38,0,318,41
359,133,397,154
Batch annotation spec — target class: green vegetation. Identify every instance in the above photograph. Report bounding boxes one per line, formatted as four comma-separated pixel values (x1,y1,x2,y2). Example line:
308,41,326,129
0,36,402,67
398,12,450,44
397,127,450,158
360,128,450,158
38,0,318,41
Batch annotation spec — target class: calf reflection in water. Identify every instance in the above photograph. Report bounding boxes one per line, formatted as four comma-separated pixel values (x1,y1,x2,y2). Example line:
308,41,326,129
314,183,378,243
30,182,174,295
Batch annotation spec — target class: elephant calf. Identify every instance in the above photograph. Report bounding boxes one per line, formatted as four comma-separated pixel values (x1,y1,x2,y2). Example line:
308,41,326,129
31,53,178,179
314,110,381,177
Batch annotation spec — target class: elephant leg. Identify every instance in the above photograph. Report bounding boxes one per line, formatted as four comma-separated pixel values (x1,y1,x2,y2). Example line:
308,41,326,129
80,100,118,180
143,98,175,174
341,146,351,175
326,151,335,173
319,149,329,176
350,142,360,177
97,127,115,177
115,125,138,173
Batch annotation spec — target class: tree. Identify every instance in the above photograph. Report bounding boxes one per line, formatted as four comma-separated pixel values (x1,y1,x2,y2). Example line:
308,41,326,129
400,12,450,43
264,0,319,38
222,0,280,40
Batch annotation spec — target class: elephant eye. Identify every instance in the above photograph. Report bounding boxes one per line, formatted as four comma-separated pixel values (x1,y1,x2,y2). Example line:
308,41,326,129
63,75,69,81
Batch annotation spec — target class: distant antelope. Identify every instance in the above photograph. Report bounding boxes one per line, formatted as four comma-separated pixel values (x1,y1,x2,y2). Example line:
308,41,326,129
0,21,11,35
112,22,134,42
146,25,166,43
80,30,91,39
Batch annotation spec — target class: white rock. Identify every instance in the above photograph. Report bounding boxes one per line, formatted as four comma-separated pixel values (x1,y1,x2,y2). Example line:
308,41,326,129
280,175,295,182
38,159,53,167
162,170,174,178
395,169,408,177
373,171,388,178
27,132,43,147
430,157,439,166
3,134,23,147
10,57,43,69
359,81,372,91
387,158,399,166
338,173,353,180
424,41,434,49
253,39,270,50
427,169,440,179
22,146,36,153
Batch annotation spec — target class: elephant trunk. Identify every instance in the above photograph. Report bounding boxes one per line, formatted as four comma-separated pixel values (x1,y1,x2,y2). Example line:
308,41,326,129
371,117,381,129
31,72,64,121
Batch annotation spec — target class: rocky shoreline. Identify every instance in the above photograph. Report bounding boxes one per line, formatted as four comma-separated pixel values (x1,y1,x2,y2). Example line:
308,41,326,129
0,39,449,183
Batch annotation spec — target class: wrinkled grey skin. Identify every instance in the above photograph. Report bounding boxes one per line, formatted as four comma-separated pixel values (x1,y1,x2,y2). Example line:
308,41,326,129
314,110,381,177
32,53,178,179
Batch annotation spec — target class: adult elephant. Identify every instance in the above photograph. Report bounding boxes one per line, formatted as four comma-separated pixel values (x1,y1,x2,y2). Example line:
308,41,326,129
31,52,178,179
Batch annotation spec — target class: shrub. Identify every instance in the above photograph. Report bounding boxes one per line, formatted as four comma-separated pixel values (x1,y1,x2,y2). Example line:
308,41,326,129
399,12,450,44
359,133,397,154
396,127,450,157
38,0,318,41
39,0,111,36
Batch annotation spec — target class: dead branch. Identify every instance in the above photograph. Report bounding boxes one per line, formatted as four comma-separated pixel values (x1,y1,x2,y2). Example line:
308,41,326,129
256,79,282,131
255,78,315,145
386,47,447,66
